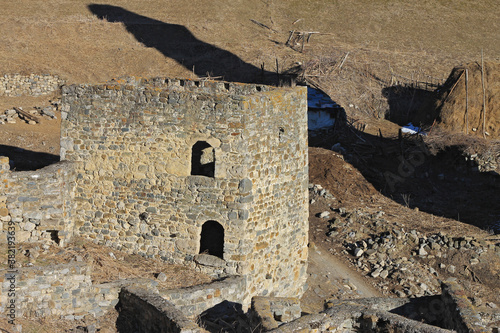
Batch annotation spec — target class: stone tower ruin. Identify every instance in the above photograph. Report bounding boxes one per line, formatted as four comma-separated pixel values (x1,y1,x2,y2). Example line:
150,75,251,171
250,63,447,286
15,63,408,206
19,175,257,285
60,77,309,306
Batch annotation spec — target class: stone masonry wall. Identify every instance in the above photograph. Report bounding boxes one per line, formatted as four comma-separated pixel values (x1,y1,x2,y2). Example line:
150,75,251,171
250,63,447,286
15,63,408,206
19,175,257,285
440,281,488,333
0,157,76,245
0,262,118,318
60,78,260,270
243,87,309,302
60,77,309,309
0,74,64,97
269,282,487,333
161,276,246,317
0,74,64,96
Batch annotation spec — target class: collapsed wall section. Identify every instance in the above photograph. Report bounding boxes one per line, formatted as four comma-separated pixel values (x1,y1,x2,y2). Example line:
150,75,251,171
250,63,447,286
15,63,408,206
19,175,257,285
0,74,64,97
118,287,203,333
0,157,76,245
0,262,119,318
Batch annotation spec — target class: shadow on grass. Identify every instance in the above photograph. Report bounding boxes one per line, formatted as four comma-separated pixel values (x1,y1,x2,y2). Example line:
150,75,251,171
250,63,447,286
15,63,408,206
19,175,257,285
382,85,437,126
309,118,500,233
88,4,283,85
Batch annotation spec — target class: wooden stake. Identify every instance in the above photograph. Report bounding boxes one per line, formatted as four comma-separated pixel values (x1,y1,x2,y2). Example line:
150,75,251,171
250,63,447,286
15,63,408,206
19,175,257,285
437,70,464,111
465,68,469,134
285,30,295,46
480,49,487,139
275,58,280,83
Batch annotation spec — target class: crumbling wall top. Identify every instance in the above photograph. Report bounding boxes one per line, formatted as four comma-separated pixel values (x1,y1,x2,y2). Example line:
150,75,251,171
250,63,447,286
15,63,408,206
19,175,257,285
61,76,282,97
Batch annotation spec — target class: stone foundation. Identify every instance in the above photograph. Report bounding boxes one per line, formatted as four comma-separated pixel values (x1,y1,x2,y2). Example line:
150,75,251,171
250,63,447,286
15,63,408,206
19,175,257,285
260,282,487,332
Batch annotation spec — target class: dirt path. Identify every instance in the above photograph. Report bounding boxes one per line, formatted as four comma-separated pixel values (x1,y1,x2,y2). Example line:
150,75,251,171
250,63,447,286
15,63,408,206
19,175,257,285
301,244,382,313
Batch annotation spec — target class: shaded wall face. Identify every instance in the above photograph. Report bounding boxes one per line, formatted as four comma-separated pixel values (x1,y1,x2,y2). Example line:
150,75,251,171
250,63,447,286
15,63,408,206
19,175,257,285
243,88,309,300
60,80,256,272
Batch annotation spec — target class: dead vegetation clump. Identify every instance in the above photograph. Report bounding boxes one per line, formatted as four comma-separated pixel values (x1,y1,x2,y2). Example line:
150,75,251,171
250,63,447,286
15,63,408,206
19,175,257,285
1,237,213,289
295,45,449,125
61,237,214,288
296,49,389,120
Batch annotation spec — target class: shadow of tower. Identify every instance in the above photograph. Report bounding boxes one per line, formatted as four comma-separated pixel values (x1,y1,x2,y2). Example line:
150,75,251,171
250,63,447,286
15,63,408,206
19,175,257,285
88,4,278,84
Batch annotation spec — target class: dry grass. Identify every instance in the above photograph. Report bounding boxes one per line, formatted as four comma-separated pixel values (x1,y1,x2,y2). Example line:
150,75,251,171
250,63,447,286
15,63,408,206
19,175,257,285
1,237,212,289
69,237,213,288
0,0,498,85
425,129,500,173
425,129,499,155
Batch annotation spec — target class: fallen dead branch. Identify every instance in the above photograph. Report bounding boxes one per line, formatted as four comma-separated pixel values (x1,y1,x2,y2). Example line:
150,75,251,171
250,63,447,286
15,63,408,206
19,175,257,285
250,19,278,33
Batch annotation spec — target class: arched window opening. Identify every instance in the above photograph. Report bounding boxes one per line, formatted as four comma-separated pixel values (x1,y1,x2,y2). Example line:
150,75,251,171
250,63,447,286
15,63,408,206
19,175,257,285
200,220,224,259
191,141,215,177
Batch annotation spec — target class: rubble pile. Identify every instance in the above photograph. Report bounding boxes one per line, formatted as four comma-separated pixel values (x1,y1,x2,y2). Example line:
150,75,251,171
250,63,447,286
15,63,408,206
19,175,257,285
0,100,59,125
309,183,500,300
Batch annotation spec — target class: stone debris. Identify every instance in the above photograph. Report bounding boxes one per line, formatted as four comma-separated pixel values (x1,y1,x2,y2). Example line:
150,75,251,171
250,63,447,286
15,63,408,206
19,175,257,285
343,227,499,297
318,211,330,219
0,100,59,125
309,183,500,301
309,183,335,200
353,248,364,257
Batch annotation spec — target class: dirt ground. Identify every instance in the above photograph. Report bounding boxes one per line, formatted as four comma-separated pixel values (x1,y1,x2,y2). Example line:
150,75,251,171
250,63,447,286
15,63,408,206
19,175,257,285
0,95,61,170
1,0,500,331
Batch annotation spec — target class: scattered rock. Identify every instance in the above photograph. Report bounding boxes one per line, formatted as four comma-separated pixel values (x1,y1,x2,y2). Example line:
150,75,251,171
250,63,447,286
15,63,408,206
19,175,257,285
371,267,383,278
156,272,167,282
42,107,56,118
318,211,330,219
418,247,428,256
486,302,498,309
354,248,364,257
470,258,479,265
